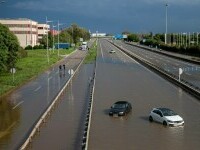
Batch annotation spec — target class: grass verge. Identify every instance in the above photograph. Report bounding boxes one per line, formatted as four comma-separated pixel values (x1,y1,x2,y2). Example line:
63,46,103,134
0,48,74,96
84,42,97,64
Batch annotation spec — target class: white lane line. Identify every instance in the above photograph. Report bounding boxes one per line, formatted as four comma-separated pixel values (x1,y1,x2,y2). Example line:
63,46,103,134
34,86,41,92
12,101,24,110
48,76,53,80
100,42,104,61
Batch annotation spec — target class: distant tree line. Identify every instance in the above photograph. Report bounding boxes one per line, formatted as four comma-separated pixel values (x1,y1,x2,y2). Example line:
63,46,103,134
25,23,90,50
139,32,200,57
122,31,200,57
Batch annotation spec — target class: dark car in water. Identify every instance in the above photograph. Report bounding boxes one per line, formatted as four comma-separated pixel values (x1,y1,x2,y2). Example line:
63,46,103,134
109,101,132,116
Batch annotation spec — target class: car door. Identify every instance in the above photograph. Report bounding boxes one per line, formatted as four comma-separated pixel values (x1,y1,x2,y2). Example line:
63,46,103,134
152,110,162,123
156,110,164,123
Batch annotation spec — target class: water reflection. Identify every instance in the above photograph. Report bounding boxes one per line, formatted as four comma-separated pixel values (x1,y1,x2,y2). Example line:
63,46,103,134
0,96,20,149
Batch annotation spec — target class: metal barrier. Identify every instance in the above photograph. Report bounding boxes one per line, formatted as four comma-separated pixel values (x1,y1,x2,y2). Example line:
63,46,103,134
19,53,86,150
81,45,98,150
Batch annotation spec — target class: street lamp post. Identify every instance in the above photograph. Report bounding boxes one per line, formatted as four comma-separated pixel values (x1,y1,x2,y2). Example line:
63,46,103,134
46,17,52,64
52,25,57,53
165,3,168,45
57,20,64,57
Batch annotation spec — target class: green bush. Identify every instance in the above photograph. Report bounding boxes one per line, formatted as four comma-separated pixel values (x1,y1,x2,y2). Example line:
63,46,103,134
0,23,20,72
25,45,33,50
18,48,28,58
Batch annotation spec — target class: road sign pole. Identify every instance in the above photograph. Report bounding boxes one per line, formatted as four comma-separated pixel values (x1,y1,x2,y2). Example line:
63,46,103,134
179,68,183,82
10,68,16,84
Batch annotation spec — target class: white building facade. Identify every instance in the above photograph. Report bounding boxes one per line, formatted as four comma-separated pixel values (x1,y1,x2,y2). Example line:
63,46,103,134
38,24,50,43
0,19,50,48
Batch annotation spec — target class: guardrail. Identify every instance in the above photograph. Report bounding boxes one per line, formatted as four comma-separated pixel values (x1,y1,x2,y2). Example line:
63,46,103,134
109,41,200,100
81,44,98,150
19,53,86,150
125,42,200,65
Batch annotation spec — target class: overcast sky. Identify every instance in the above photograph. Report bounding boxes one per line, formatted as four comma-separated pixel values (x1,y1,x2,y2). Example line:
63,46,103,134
1,0,200,34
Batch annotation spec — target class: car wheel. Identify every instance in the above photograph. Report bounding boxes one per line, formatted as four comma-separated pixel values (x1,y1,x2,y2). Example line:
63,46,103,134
149,116,153,122
163,121,167,126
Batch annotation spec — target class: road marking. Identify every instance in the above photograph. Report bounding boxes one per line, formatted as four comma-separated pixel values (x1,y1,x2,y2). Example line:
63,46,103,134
100,43,104,61
48,76,53,80
12,101,24,110
34,86,41,92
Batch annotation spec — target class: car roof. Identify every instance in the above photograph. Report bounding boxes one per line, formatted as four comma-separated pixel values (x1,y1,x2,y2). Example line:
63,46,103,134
114,101,130,105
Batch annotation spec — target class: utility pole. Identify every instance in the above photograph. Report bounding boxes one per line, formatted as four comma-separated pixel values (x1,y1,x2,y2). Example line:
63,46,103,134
46,17,52,64
52,25,57,53
57,20,64,57
165,3,168,45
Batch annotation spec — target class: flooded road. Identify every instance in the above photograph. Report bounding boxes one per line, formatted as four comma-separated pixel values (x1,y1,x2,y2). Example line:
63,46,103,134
114,40,200,88
30,64,94,150
0,50,87,150
88,39,200,150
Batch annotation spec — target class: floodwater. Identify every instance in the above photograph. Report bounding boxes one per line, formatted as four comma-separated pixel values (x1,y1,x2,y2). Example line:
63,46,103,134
88,39,200,150
29,63,94,150
0,50,87,150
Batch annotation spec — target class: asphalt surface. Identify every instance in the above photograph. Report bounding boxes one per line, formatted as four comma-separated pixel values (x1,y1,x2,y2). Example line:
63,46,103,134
88,39,200,150
0,49,87,150
30,63,94,150
113,40,200,88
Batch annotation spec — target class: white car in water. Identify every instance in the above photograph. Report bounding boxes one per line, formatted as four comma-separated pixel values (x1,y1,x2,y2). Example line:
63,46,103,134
109,49,116,53
149,108,184,127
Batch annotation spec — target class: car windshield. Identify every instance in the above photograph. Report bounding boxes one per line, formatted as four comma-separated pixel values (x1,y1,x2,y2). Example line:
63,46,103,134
113,104,126,109
161,109,177,116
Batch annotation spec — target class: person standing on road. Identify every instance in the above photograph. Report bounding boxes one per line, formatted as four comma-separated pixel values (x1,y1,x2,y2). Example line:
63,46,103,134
59,65,62,71
63,64,66,76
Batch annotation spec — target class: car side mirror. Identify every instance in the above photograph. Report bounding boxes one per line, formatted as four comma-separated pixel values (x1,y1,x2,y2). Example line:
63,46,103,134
160,114,163,117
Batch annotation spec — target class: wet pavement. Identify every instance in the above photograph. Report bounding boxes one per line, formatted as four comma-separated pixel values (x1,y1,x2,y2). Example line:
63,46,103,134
88,39,200,150
114,40,200,89
0,50,87,150
29,64,94,150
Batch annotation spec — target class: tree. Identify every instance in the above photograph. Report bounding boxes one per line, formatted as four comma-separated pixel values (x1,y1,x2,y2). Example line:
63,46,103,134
154,34,165,42
59,29,71,43
127,34,140,42
0,23,20,72
66,24,90,44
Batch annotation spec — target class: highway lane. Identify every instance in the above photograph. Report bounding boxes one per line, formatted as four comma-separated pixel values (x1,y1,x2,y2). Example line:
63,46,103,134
30,64,95,150
88,39,200,150
0,50,87,150
113,40,200,88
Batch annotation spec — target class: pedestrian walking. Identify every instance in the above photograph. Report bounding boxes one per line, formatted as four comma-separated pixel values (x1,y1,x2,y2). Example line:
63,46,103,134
63,64,65,70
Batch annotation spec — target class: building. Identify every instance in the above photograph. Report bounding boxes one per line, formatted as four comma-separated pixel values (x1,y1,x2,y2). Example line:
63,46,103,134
91,33,106,37
50,29,59,36
0,18,38,48
0,18,51,48
38,24,50,43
